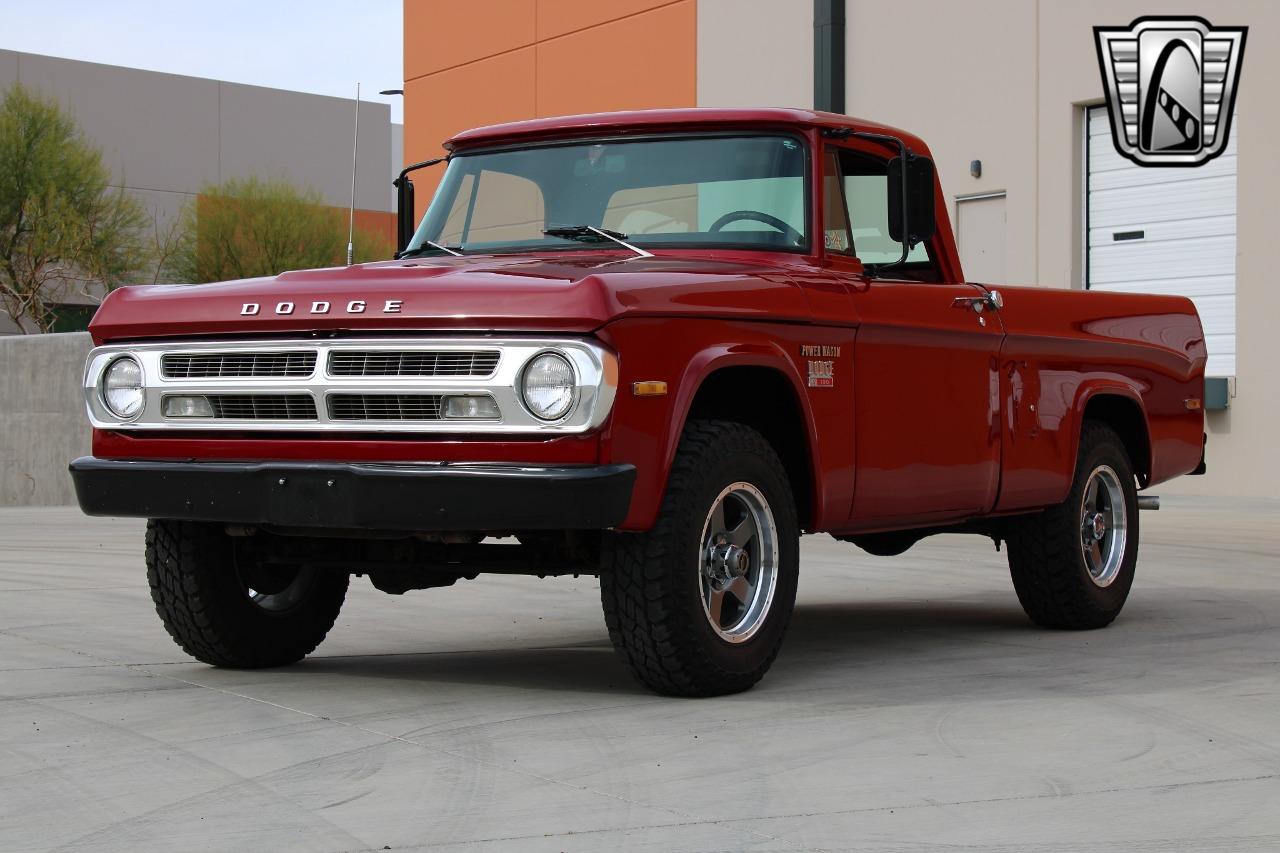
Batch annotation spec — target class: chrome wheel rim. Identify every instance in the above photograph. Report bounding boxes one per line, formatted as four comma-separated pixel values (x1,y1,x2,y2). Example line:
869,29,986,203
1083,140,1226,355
1080,465,1128,588
698,482,779,643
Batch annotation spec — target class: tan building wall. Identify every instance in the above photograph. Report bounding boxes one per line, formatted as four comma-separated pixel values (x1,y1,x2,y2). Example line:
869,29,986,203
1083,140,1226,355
696,0,812,109
694,0,1278,498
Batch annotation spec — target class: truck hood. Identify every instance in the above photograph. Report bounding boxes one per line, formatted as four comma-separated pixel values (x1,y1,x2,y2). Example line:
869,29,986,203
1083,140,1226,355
89,254,811,344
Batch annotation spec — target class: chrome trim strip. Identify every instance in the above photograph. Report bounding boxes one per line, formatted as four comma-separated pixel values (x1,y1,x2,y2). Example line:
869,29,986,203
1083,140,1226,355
83,338,618,434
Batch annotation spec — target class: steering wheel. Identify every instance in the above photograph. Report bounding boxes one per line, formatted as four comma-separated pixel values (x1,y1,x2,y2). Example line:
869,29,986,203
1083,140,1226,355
707,210,804,245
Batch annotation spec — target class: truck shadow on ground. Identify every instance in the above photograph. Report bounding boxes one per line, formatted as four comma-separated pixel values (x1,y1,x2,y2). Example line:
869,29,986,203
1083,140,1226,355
296,599,1089,698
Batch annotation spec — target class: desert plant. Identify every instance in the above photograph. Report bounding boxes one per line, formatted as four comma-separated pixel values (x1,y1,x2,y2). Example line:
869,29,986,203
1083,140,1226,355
0,83,150,332
167,176,394,284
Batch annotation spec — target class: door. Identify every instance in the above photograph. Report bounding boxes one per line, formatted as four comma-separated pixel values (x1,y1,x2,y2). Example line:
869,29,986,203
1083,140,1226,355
1087,104,1236,377
956,193,1007,284
823,146,1004,527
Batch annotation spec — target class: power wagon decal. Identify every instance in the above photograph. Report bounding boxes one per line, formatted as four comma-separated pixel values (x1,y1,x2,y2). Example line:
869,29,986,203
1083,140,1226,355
801,344,840,388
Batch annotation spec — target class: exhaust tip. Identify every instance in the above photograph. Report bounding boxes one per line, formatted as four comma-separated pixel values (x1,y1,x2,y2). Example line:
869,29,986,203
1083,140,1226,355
1137,495,1161,511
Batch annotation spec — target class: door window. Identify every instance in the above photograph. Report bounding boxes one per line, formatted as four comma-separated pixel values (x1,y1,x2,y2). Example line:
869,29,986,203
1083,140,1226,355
824,147,938,280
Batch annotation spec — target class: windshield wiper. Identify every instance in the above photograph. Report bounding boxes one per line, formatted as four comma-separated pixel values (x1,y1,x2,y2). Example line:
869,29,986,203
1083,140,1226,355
398,240,464,259
543,225,653,259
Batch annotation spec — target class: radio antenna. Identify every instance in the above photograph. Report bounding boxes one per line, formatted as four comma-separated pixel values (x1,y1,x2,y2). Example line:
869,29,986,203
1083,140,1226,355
346,82,361,266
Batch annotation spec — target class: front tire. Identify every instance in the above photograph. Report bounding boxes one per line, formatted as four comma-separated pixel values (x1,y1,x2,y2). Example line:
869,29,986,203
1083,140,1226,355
600,420,800,697
146,520,349,667
1006,422,1139,629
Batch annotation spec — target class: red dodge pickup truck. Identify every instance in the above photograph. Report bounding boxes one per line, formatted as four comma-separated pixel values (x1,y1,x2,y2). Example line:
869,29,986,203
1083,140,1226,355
72,109,1207,696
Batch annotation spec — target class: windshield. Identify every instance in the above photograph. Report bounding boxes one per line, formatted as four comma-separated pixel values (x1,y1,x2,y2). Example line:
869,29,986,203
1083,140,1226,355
405,134,809,256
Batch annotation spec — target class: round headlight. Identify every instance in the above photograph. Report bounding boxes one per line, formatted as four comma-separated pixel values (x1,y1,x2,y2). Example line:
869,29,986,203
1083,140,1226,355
521,352,576,421
102,356,144,419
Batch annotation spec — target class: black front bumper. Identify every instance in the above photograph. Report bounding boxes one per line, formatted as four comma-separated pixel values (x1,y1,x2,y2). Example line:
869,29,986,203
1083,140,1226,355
69,457,635,531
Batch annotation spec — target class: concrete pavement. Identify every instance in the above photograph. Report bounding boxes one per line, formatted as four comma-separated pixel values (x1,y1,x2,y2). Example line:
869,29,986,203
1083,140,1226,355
1,498,1278,852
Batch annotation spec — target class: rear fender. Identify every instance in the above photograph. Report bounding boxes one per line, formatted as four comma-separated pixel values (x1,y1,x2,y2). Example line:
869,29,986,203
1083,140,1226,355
1070,380,1152,489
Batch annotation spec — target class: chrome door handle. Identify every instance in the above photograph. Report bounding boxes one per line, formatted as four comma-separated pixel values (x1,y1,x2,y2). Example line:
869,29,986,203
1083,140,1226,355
952,289,1004,314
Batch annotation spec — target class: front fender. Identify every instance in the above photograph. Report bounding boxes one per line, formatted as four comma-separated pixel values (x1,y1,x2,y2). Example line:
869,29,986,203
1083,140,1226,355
666,343,816,469
597,318,854,531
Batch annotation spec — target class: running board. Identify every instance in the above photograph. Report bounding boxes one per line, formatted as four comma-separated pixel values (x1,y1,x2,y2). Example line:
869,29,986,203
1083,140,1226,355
1137,495,1160,511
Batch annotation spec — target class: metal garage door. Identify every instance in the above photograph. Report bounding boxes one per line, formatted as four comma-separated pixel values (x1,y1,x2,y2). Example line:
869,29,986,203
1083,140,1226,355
1086,105,1237,377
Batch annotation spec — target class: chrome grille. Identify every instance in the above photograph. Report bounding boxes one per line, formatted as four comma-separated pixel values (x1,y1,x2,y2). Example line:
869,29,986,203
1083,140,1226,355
328,394,444,421
84,337,615,434
162,352,316,378
328,350,500,378
206,395,317,420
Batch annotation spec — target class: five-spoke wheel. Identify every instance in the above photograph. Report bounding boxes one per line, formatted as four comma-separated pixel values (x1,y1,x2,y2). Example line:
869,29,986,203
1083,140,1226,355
600,420,800,696
699,483,779,643
1079,465,1129,588
1007,422,1140,629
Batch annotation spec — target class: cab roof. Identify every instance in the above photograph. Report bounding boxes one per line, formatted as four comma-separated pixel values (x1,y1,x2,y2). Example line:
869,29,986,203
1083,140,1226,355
444,107,930,156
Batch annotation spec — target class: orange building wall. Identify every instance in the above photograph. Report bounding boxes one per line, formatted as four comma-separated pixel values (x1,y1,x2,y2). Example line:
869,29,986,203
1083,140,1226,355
403,0,697,214
350,208,397,250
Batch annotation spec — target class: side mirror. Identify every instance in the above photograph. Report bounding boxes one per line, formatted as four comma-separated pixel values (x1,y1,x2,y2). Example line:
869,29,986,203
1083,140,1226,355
887,155,937,248
395,175,416,253
392,156,449,254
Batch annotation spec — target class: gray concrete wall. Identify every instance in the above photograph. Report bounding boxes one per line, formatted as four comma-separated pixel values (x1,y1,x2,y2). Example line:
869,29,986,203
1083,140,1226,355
0,333,92,507
0,49,393,213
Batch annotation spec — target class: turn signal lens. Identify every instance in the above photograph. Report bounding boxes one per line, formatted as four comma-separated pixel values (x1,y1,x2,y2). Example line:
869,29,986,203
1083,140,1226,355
442,395,500,419
632,381,668,396
163,395,215,418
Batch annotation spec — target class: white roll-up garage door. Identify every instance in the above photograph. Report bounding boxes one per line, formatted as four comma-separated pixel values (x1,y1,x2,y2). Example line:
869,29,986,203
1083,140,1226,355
1086,105,1237,377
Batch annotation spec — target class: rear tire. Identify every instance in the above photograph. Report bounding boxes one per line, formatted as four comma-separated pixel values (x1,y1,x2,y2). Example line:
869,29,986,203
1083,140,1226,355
1006,422,1139,629
146,520,348,667
599,420,800,697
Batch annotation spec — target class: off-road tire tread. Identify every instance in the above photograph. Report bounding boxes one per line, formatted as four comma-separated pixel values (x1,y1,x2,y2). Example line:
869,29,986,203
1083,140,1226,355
146,520,348,667
599,420,798,697
1006,421,1138,630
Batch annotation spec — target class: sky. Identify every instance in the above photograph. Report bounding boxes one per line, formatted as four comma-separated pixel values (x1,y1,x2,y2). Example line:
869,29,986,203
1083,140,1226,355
0,0,405,122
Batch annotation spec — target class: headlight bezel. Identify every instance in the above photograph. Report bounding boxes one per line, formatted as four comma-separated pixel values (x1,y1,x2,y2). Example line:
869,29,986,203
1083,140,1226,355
100,355,146,420
519,349,579,422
